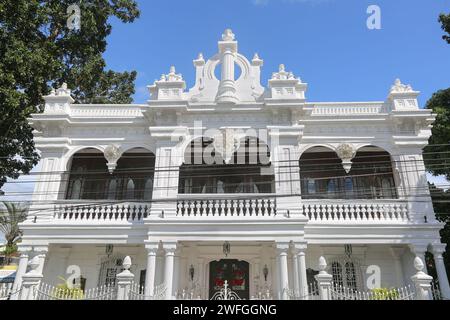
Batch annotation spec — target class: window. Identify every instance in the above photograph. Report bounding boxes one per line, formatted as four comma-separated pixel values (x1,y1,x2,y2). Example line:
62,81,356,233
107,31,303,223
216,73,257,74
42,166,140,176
307,179,316,194
125,178,135,199
69,179,82,199
332,262,343,288
143,178,153,200
344,262,357,291
98,255,125,287
327,179,337,195
107,179,118,200
330,257,361,291
344,177,353,197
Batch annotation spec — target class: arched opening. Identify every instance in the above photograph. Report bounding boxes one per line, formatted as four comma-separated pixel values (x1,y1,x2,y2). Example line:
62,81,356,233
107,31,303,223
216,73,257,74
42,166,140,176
66,148,107,200
299,146,344,199
65,147,155,200
351,146,397,199
299,146,398,199
178,137,274,194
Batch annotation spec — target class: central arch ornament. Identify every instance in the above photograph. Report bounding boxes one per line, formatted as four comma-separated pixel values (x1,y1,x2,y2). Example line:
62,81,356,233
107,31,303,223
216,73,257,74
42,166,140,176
212,128,240,164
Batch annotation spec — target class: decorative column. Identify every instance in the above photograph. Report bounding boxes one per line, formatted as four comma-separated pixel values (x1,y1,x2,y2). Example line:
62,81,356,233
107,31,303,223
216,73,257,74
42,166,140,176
276,243,290,300
295,244,308,299
173,247,181,298
149,138,182,217
216,29,238,104
144,244,158,298
291,248,300,298
163,242,177,300
34,246,49,276
315,256,333,300
116,256,134,300
11,246,32,299
19,256,43,300
411,257,433,300
268,128,304,216
431,243,450,299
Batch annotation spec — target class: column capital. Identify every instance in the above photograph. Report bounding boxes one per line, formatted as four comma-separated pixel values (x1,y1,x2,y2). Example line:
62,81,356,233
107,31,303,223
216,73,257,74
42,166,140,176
33,245,49,253
145,242,160,254
430,243,447,256
409,243,428,255
274,242,290,254
17,245,33,254
291,243,307,255
162,242,178,254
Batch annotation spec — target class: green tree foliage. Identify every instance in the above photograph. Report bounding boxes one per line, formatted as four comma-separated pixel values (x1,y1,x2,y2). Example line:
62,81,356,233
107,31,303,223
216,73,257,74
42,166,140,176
439,13,450,44
428,184,450,282
424,89,450,179
0,0,140,188
0,202,28,264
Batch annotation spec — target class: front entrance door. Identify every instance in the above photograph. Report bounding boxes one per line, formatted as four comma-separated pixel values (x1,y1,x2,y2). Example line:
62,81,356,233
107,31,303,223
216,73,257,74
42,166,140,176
209,259,249,299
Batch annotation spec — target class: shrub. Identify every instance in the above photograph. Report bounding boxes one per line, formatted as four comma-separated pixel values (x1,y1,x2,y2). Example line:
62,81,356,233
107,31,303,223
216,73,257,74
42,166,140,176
371,288,400,300
52,276,84,300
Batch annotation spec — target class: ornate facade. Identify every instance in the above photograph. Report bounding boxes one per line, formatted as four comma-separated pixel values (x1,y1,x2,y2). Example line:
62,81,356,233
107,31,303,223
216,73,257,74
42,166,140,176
13,29,449,300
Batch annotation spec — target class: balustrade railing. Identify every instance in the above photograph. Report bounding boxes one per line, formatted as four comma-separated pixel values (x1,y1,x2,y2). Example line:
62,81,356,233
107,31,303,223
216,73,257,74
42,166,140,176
302,200,409,222
176,195,277,217
54,202,150,222
310,102,388,116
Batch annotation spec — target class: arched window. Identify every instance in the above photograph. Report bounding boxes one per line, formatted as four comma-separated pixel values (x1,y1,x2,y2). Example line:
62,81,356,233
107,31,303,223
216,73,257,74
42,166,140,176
107,179,118,200
178,137,274,194
330,257,362,291
344,177,354,197
70,179,83,199
307,179,316,194
381,178,394,198
98,254,126,287
332,262,343,288
344,262,357,291
125,178,135,199
143,178,153,200
327,179,337,195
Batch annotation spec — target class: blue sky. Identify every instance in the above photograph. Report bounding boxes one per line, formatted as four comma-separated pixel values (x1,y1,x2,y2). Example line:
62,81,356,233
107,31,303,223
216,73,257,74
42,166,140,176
102,0,450,106
1,0,450,241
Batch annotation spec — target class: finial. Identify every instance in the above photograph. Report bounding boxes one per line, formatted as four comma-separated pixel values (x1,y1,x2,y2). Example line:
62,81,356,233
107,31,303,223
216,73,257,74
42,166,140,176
394,78,401,86
253,53,260,60
279,64,285,72
198,52,204,60
222,28,235,41
318,256,327,272
414,256,424,272
169,66,176,74
122,256,132,271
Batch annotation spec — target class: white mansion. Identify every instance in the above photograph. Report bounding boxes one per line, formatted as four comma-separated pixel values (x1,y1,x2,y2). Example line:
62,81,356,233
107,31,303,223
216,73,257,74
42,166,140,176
11,29,450,300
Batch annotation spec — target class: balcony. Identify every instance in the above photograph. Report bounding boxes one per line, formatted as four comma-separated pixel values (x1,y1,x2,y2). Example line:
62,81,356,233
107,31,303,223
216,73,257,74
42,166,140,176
176,194,277,218
302,199,409,223
53,201,150,223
